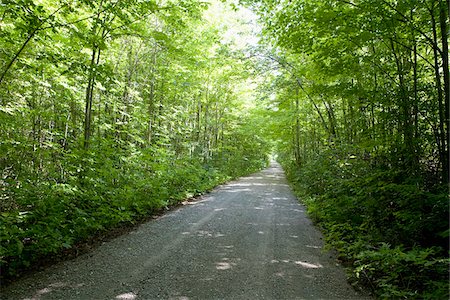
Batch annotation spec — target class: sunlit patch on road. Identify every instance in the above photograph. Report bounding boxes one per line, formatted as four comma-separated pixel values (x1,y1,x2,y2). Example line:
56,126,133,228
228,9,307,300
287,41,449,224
218,245,234,249
246,222,259,226
274,271,285,277
269,259,323,269
27,282,85,300
222,188,252,193
115,292,137,300
306,245,321,249
216,261,233,270
196,230,213,237
245,176,264,180
272,197,288,200
295,261,323,269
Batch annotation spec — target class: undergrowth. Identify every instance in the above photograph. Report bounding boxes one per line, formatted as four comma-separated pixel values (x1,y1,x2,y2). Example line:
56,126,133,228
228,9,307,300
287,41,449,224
0,145,268,282
280,148,449,299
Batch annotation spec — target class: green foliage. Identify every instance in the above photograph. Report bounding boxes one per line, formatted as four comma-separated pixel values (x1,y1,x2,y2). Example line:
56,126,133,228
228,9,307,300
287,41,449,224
355,244,449,299
281,152,449,299
0,0,270,281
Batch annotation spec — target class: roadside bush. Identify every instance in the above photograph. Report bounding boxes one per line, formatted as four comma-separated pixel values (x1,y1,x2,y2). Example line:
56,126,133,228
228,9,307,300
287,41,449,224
355,244,449,299
280,149,449,299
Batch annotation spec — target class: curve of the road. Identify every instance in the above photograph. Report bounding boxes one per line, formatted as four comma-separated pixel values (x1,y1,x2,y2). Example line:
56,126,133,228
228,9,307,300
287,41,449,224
1,163,370,300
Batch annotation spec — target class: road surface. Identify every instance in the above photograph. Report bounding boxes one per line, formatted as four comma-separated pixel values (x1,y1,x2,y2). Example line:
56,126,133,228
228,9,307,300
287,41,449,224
1,163,369,299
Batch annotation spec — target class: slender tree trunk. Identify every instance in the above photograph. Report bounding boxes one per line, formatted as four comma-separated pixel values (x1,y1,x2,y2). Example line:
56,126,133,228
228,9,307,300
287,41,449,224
431,8,447,182
294,87,301,166
63,112,70,150
147,49,157,146
0,29,39,86
413,35,419,141
214,97,219,151
203,96,209,162
294,77,329,135
83,0,104,150
341,97,348,142
196,96,201,145
371,72,378,145
0,3,67,85
83,47,100,149
322,98,337,142
390,38,414,167
438,0,449,182
371,44,378,145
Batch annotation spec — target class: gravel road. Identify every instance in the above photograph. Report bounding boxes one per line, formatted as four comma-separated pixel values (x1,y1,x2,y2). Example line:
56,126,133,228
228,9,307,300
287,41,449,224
1,163,370,300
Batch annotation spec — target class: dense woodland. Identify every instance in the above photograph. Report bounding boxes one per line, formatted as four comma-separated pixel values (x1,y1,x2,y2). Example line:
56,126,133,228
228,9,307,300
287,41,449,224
1,0,449,298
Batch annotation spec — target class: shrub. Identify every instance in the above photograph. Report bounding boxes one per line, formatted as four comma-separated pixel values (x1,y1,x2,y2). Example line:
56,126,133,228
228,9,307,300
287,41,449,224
355,244,449,299
280,149,449,299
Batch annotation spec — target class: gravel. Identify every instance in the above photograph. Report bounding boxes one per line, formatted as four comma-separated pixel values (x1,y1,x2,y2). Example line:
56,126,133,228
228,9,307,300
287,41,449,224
1,163,371,300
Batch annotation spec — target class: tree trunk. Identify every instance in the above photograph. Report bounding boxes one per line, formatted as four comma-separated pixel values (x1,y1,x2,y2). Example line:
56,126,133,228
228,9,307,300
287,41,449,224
390,38,414,168
147,49,157,146
438,0,449,182
431,8,448,182
294,87,301,166
83,47,100,149
0,3,67,85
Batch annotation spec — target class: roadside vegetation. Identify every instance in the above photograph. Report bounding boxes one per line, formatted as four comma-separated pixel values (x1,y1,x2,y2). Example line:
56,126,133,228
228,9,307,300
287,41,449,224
0,0,269,281
247,0,449,298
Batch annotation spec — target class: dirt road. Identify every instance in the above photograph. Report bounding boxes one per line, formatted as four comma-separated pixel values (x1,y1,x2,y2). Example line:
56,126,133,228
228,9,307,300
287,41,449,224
1,163,369,299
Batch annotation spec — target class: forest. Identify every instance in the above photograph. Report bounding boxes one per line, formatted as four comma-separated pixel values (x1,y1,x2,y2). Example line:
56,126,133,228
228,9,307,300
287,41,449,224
0,0,449,299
